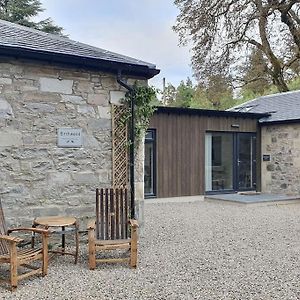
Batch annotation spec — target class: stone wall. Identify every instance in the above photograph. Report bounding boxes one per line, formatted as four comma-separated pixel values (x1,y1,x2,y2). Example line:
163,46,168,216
261,123,300,194
134,141,145,233
0,60,145,228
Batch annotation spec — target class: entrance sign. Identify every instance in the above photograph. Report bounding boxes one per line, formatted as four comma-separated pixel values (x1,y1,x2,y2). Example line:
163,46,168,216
57,128,82,148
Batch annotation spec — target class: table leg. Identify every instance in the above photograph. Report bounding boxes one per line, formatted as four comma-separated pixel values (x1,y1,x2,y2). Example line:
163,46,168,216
31,223,36,248
75,221,79,264
62,226,65,255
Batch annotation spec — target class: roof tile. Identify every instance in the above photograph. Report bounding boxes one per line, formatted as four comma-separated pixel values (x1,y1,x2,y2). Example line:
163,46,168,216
0,19,158,72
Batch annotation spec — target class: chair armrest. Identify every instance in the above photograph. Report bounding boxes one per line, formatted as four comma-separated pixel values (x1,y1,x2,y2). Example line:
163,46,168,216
7,227,49,236
0,234,23,244
87,219,96,230
129,219,139,228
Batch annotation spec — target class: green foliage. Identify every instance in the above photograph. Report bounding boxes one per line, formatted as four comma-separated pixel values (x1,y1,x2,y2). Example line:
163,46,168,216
162,83,176,106
34,17,64,34
163,76,236,110
288,77,300,91
236,89,260,106
0,0,64,34
237,76,300,106
122,85,158,143
240,49,272,95
164,73,300,113
174,78,194,107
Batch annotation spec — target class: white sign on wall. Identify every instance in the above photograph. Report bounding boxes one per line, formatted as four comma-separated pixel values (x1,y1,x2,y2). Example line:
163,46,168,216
57,128,83,148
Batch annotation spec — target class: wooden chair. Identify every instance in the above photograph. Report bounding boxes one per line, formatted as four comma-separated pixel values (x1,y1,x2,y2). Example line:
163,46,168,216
0,200,49,291
88,187,139,269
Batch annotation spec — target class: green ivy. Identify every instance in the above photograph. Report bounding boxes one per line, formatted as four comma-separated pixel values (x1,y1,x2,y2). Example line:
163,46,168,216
121,84,157,144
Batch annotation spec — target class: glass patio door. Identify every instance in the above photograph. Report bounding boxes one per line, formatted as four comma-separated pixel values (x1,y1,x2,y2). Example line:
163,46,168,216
237,133,256,190
205,132,256,193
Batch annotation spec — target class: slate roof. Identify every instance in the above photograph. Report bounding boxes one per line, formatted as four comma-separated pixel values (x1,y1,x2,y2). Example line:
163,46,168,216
0,20,159,78
228,90,300,124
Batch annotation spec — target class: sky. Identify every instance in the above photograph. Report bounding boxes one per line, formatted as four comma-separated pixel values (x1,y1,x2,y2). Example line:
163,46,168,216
37,0,194,90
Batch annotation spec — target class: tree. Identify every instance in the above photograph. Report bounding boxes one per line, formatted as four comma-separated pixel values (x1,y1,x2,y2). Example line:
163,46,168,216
175,78,195,107
190,74,235,110
205,74,234,109
162,83,177,106
163,76,236,110
0,0,63,34
173,0,300,93
240,48,272,95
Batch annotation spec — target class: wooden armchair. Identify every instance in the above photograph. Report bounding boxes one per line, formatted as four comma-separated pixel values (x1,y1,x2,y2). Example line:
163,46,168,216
88,188,139,269
0,200,49,291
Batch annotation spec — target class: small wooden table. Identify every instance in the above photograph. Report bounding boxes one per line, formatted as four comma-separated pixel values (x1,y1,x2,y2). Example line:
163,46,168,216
31,216,79,264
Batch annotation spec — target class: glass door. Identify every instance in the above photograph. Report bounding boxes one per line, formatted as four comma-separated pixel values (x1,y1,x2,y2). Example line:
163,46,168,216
237,133,256,190
205,132,233,192
205,132,256,193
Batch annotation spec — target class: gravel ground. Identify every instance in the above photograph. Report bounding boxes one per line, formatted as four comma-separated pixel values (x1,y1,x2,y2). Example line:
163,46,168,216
1,200,300,299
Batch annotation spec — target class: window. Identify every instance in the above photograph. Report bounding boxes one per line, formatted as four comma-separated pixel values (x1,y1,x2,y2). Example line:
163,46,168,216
212,136,222,166
144,129,156,197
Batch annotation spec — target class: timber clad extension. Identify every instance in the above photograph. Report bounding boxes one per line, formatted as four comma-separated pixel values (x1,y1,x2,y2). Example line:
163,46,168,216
148,107,266,198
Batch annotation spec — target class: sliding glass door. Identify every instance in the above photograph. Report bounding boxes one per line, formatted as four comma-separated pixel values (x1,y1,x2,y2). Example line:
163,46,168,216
205,132,256,193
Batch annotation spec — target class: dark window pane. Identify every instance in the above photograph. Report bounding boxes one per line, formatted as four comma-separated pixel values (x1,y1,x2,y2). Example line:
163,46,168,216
144,129,156,196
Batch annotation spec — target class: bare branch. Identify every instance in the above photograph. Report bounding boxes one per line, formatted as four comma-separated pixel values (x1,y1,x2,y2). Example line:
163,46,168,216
283,53,300,68
173,0,300,92
290,8,300,25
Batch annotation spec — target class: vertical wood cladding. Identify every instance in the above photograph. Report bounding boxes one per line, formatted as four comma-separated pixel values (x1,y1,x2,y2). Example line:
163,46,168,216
149,112,259,198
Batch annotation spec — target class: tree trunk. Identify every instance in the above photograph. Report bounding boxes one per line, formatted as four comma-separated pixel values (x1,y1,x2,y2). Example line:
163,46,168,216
271,71,290,92
280,9,300,51
256,1,289,92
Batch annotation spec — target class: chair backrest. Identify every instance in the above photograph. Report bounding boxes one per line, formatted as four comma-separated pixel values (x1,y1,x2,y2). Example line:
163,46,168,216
0,199,9,255
95,188,130,240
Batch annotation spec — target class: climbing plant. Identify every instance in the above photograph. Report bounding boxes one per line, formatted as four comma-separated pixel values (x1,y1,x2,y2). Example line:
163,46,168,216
120,84,158,144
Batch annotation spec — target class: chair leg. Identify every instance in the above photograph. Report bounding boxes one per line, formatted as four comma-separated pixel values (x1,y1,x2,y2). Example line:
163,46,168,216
130,246,137,268
9,244,18,291
88,230,96,270
130,229,138,268
42,234,49,276
89,248,96,270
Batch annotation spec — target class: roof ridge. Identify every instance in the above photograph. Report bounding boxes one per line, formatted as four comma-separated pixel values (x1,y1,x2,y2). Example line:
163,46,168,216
258,89,300,100
230,89,300,110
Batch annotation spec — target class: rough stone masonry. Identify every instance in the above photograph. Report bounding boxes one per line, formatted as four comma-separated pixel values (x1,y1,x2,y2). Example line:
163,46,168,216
261,123,300,195
0,61,145,228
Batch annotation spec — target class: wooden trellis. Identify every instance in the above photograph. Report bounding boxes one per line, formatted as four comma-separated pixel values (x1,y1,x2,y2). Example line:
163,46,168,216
112,105,129,188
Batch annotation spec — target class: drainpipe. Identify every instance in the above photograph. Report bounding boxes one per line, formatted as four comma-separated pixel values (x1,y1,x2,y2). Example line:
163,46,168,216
116,70,135,219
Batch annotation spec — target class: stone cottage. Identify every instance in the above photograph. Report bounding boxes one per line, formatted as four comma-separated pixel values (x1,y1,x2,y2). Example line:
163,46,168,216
229,90,300,195
0,20,159,226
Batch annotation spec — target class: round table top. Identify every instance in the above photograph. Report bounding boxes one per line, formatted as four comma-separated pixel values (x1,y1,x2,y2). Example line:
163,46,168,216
34,216,76,227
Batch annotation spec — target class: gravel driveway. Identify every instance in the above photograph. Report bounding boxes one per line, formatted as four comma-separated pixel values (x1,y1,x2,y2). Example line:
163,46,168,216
1,200,300,299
